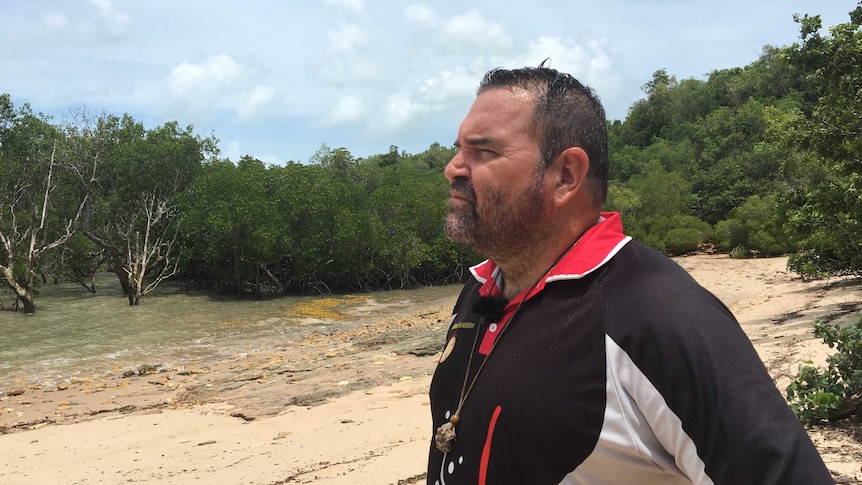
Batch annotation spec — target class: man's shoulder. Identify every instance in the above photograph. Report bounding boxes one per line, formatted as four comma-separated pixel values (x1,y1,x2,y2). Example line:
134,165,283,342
602,240,701,290
598,241,736,335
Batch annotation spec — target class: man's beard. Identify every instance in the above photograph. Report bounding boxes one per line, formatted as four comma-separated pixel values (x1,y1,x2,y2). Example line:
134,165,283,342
445,168,548,259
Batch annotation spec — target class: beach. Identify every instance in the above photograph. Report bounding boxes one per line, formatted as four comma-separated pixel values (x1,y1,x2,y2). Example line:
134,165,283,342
1,254,860,484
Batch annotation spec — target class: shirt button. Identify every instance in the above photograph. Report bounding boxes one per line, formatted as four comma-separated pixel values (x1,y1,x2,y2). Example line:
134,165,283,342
489,323,498,333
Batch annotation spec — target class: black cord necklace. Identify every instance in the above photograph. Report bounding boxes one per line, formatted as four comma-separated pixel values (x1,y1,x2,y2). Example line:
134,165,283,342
434,246,574,453
434,291,529,452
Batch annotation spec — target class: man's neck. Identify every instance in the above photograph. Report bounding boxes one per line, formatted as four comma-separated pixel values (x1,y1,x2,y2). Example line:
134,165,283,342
494,241,572,301
492,214,601,301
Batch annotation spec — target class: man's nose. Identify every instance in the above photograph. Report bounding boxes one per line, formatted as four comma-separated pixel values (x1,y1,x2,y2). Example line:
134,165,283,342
444,151,468,182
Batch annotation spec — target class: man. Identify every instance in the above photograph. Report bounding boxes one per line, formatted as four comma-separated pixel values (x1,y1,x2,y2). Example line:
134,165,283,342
427,66,832,485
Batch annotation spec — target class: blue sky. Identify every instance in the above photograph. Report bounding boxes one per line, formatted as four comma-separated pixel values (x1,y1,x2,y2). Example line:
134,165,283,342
1,1,855,164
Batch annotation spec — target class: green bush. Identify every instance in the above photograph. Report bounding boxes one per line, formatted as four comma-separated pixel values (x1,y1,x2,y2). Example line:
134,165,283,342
786,316,862,424
714,218,747,251
714,194,794,256
788,250,862,281
628,214,712,255
665,228,703,254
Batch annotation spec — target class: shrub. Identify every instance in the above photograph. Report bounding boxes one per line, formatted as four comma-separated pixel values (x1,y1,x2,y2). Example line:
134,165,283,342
714,218,747,251
665,228,703,254
788,250,862,281
714,194,795,256
786,316,862,424
628,214,712,255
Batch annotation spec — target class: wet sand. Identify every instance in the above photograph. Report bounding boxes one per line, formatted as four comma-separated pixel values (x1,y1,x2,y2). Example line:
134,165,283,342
1,254,860,484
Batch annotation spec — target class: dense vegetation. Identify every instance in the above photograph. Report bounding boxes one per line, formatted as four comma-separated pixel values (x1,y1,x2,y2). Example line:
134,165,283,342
1,3,861,313
786,316,862,424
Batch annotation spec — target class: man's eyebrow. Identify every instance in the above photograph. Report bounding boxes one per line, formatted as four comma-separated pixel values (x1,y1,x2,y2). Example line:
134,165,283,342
457,136,496,148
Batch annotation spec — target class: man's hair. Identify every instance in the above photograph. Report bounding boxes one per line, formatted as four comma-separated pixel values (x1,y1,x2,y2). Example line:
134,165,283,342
477,66,608,207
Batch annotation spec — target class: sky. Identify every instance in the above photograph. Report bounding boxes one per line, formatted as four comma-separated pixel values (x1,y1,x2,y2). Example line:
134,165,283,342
1,1,856,165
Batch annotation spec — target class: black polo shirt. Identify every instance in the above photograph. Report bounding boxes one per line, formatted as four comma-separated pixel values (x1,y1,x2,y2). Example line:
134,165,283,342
428,212,831,485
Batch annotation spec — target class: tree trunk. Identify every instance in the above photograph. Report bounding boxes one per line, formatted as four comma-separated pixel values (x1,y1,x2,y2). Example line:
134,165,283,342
108,265,134,305
20,293,36,313
88,272,97,293
1,267,36,313
130,270,142,305
98,249,134,304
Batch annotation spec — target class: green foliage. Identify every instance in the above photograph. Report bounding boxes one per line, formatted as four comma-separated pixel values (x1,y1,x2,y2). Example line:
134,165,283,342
6,3,862,302
178,157,288,295
619,69,682,147
178,145,468,295
688,99,777,223
0,95,73,312
64,112,215,303
604,184,640,219
779,5,862,279
664,228,703,255
309,143,356,181
616,158,713,255
627,160,693,218
410,142,457,171
609,39,810,232
787,316,862,424
604,5,862,275
714,194,795,256
59,233,104,292
627,215,712,255
786,361,844,424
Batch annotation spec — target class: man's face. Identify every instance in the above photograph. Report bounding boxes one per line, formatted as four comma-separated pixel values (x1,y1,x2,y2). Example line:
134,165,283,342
444,87,553,258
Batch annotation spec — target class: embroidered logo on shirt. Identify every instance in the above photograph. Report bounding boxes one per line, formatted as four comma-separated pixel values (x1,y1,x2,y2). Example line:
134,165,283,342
452,322,476,330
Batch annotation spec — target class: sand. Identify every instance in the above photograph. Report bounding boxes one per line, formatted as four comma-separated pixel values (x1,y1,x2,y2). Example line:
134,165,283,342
1,254,860,484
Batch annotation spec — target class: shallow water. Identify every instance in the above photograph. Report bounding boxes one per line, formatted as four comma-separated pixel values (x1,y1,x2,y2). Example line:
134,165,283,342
0,276,460,390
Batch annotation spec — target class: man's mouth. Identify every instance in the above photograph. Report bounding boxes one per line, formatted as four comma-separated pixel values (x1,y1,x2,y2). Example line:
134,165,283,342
449,179,475,204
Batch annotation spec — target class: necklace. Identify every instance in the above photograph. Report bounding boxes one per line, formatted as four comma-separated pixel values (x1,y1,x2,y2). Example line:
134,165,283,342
434,294,529,452
434,246,572,453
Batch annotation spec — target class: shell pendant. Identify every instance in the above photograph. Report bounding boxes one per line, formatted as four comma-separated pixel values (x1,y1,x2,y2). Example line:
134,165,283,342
434,421,456,453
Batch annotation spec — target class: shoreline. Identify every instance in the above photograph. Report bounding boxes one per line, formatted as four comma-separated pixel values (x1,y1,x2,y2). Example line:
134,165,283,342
1,254,861,484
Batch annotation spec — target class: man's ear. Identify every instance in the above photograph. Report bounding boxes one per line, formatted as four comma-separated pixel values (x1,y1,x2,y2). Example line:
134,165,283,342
552,147,590,207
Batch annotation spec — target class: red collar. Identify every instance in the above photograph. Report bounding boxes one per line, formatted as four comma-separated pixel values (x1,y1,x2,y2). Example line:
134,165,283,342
469,212,631,305
469,212,630,355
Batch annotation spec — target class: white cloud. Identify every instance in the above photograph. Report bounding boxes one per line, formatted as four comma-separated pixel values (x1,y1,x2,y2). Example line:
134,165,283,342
88,0,130,37
168,54,244,97
43,12,69,28
404,5,437,26
163,55,290,126
224,140,242,162
355,33,622,137
439,11,512,53
384,91,426,130
327,23,367,51
13,0,836,161
521,36,624,97
420,68,478,104
237,85,280,122
362,67,477,134
306,56,380,87
164,54,248,121
322,0,364,12
350,59,379,80
9,2,128,49
327,95,364,125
